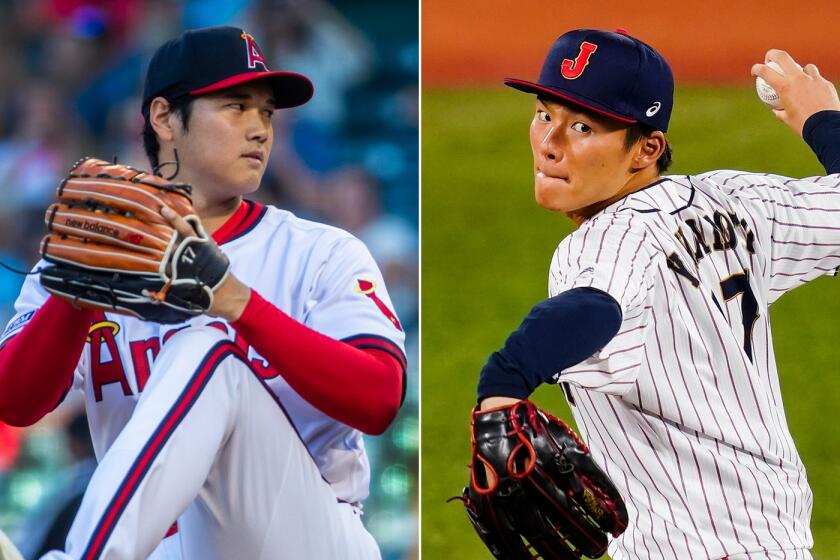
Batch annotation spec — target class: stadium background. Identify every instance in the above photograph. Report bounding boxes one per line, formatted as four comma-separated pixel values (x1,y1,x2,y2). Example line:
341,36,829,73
422,1,840,558
0,1,418,558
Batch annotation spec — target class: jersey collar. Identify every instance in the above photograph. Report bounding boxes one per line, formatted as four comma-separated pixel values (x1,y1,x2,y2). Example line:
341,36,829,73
211,199,266,245
593,177,694,218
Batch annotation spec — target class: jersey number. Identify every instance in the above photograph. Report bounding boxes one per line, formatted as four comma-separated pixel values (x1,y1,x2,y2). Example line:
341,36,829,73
719,270,759,361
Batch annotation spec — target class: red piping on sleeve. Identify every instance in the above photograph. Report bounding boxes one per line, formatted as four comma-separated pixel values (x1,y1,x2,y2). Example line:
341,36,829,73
231,290,404,435
0,297,93,426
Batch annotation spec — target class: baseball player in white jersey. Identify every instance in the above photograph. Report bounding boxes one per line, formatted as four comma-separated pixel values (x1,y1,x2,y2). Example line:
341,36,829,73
0,27,407,559
475,28,840,559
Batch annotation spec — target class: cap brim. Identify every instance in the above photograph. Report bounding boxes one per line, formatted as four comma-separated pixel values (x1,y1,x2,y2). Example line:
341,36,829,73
503,78,636,124
191,71,314,108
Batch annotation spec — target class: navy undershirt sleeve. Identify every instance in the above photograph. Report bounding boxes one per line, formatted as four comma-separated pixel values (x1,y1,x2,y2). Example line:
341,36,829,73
477,287,622,401
802,110,840,174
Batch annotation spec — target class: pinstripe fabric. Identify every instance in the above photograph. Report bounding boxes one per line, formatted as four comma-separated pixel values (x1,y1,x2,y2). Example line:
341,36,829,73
547,172,837,559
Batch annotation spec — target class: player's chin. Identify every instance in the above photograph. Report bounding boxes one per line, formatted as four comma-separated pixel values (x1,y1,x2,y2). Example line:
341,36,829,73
222,174,262,197
534,180,578,212
231,163,266,192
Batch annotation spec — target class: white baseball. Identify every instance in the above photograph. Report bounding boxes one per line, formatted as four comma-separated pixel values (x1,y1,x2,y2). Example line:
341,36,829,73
755,60,802,109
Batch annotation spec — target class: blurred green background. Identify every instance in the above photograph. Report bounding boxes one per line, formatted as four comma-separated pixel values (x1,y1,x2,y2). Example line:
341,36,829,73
421,86,840,559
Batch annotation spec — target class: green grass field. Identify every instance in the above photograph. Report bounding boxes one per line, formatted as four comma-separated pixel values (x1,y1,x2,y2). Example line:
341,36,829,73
421,86,840,559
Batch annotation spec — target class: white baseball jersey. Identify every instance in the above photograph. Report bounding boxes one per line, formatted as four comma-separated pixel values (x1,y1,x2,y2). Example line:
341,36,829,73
548,171,840,559
1,200,405,557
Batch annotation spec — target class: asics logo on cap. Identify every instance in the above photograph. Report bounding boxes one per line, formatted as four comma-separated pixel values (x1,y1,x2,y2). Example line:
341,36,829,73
560,41,598,80
646,102,662,117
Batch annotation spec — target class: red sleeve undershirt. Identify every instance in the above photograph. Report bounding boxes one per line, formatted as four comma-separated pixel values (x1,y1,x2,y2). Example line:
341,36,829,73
231,290,404,435
0,297,93,427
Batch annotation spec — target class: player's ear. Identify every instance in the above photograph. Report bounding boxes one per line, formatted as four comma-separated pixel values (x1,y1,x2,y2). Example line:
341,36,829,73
632,130,666,171
149,97,177,143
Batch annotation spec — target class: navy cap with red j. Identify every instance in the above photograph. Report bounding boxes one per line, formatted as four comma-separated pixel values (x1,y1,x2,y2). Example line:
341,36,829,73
142,26,313,117
504,28,674,132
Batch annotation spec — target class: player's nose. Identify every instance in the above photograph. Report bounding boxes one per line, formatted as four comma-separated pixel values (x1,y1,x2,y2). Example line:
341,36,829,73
245,111,270,143
539,126,564,161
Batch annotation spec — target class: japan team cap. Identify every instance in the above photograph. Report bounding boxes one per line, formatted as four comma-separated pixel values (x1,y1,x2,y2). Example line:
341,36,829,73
142,26,313,117
504,28,674,132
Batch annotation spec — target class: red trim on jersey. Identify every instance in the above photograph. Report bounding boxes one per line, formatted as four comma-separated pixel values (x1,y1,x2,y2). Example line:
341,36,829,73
211,199,266,245
226,200,266,242
0,297,93,426
231,290,405,435
211,200,250,244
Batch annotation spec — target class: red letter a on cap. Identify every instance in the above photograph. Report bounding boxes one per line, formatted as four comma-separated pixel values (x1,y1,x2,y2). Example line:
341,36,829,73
561,42,598,80
241,33,267,70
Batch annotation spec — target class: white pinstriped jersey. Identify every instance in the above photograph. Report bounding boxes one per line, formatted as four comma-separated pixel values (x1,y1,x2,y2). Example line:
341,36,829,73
548,171,840,559
1,201,406,505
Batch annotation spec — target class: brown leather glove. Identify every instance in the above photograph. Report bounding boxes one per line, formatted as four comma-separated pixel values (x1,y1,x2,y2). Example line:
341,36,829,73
39,157,230,324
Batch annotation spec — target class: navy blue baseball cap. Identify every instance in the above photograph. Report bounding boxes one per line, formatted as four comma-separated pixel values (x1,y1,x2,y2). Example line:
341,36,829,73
142,26,313,117
504,28,674,132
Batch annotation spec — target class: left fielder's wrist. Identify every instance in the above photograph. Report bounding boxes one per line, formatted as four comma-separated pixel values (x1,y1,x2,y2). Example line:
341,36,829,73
210,275,251,322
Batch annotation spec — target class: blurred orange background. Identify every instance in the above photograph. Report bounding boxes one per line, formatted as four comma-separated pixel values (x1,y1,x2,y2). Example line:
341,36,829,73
423,0,840,85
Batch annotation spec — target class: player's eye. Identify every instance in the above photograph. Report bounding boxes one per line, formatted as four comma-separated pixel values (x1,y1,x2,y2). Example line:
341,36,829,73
571,121,591,133
536,110,551,123
262,109,275,118
227,103,245,111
